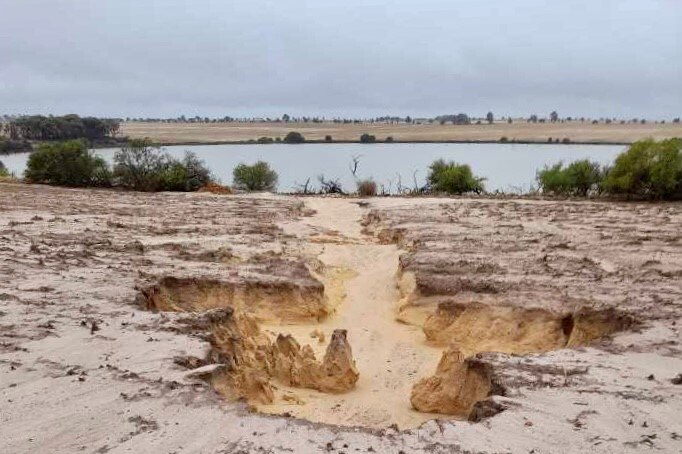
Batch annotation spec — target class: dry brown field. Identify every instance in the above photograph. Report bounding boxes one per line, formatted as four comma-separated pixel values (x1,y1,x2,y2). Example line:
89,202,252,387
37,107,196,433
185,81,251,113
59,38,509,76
121,120,682,144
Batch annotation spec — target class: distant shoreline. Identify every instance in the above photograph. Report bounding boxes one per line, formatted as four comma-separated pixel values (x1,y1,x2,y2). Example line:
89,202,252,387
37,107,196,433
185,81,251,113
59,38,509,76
120,121,681,148
124,139,630,148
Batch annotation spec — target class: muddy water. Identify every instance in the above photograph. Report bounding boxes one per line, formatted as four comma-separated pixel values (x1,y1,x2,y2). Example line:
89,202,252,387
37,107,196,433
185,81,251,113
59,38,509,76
2,142,623,193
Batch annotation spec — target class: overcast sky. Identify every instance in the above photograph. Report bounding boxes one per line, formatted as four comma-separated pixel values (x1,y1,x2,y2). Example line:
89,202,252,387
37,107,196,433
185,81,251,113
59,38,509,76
0,0,680,119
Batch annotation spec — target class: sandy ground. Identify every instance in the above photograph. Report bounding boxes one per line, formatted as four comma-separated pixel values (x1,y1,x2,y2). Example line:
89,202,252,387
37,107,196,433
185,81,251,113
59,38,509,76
121,121,682,144
260,199,443,428
2,182,682,453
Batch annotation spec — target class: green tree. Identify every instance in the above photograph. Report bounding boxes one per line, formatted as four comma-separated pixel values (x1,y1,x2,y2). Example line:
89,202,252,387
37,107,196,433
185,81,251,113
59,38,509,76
427,159,485,194
232,161,278,191
283,131,305,143
158,151,212,191
25,140,111,187
112,141,212,192
359,133,376,143
7,115,119,141
113,139,168,191
602,138,682,199
536,160,602,196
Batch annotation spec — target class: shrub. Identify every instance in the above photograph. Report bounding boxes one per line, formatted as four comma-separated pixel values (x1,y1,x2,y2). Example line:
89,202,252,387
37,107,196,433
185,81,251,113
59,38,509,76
536,160,602,196
24,140,111,187
318,175,344,194
0,160,8,177
602,138,682,199
385,136,394,143
157,152,213,192
232,161,278,191
283,131,305,143
113,140,211,192
325,135,333,142
499,136,508,143
356,179,377,197
257,136,274,144
359,133,376,143
113,139,168,191
427,159,485,194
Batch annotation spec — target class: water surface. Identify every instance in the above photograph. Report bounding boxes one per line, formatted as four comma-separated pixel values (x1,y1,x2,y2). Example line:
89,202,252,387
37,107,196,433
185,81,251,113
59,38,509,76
2,143,625,193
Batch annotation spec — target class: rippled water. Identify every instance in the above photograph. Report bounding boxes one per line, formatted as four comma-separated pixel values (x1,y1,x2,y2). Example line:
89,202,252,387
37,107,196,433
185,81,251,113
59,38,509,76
2,142,625,193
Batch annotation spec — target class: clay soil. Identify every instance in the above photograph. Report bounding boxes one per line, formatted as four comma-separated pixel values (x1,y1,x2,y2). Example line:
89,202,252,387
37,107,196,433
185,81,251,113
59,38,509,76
121,121,682,145
1,182,682,453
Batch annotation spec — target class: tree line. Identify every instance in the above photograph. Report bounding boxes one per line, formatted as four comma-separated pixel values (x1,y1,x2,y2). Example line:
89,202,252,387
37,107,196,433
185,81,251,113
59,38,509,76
3,115,120,141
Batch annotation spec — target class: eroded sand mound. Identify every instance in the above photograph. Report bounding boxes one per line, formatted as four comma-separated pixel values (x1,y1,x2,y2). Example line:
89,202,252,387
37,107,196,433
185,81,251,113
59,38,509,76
271,329,359,393
138,277,359,405
410,349,493,415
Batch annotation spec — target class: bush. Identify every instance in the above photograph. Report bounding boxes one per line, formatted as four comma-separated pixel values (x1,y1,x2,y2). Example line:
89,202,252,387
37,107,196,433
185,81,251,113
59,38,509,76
113,139,212,192
0,160,8,177
24,140,111,187
325,135,333,142
427,159,485,194
499,136,509,143
385,136,394,143
232,161,278,191
536,159,602,196
359,133,376,143
356,179,377,197
283,131,305,143
113,139,168,191
257,136,274,144
602,139,682,200
157,152,213,191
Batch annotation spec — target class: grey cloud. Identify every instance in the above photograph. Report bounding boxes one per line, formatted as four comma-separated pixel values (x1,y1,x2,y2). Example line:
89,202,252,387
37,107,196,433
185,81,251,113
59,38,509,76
0,0,680,118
